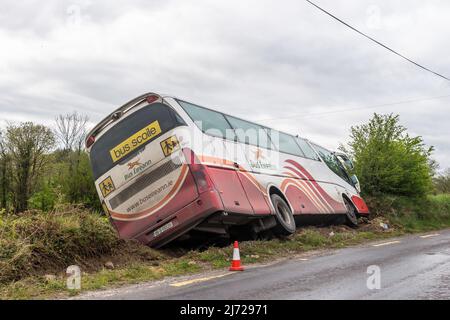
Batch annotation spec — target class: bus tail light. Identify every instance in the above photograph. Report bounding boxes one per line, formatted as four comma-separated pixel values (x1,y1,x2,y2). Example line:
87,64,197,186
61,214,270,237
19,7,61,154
146,95,159,104
86,135,95,148
182,148,214,194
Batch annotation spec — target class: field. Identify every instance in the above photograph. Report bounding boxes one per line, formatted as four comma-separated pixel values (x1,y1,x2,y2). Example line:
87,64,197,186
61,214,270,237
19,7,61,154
1,194,449,299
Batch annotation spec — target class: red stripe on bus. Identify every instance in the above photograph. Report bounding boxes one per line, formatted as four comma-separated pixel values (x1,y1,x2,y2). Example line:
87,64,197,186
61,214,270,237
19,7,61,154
284,160,346,212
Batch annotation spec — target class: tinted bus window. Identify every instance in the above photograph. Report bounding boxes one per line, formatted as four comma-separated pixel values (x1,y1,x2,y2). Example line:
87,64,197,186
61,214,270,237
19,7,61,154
178,100,234,139
90,103,185,179
225,115,273,149
296,138,320,160
312,144,351,184
277,132,305,157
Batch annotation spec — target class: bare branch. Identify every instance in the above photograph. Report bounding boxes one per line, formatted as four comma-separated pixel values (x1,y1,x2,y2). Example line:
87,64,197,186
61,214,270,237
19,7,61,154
54,112,89,152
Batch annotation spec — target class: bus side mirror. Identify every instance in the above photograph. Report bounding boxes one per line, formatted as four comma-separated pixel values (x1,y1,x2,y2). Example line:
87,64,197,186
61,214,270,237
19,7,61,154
335,153,354,170
350,175,361,193
346,158,354,170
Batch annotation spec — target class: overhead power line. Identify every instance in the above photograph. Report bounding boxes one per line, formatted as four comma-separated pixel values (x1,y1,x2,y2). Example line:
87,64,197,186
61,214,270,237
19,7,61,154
305,0,450,82
257,94,450,122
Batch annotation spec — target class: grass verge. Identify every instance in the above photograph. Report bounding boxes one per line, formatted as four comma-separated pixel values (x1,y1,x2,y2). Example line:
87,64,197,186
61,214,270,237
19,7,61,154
0,194,449,299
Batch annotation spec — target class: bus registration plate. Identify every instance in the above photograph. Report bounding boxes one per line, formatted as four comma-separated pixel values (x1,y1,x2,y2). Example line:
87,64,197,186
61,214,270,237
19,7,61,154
153,221,174,238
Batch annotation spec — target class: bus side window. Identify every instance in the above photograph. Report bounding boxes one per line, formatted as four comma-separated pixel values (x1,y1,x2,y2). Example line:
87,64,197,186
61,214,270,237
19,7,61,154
225,115,274,150
178,101,235,140
313,144,351,184
276,132,305,157
296,138,320,161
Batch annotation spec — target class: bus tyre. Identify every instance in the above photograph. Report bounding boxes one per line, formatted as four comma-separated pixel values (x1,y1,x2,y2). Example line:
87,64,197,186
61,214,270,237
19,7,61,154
271,194,296,236
343,197,358,228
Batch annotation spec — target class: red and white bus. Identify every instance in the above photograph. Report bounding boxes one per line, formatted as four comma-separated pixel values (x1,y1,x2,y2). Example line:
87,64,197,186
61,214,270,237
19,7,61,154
86,92,369,247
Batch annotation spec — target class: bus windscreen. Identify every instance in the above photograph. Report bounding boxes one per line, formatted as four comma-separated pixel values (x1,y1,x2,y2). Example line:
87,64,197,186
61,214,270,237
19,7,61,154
90,103,185,179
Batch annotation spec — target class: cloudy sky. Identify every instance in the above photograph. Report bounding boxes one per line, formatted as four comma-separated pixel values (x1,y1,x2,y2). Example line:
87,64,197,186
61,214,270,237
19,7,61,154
1,0,449,168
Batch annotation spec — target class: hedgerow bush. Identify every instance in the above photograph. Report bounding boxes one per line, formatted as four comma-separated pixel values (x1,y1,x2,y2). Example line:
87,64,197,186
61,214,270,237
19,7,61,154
0,205,160,284
340,113,434,197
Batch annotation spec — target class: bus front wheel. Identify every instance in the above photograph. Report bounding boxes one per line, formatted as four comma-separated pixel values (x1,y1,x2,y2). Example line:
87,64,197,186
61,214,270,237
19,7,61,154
271,194,296,236
343,197,358,228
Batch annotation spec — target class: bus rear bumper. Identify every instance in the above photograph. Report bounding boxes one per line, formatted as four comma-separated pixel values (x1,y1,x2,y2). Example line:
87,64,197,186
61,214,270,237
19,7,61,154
351,195,370,215
135,189,224,247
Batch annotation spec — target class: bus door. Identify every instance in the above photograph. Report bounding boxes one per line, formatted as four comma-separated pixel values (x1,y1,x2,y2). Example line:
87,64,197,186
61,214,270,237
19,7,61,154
200,134,254,214
222,137,273,215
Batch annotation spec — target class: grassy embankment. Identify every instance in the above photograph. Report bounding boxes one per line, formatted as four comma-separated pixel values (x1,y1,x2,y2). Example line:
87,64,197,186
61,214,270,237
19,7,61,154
1,194,449,299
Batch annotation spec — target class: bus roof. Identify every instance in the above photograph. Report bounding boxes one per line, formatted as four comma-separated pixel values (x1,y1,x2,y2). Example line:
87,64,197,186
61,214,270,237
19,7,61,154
86,91,330,153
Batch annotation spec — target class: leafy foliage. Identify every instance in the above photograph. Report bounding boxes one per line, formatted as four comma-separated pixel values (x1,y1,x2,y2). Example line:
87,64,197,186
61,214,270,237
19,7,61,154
340,113,434,197
28,181,60,212
3,122,56,212
0,114,101,213
434,169,450,194
51,151,100,210
0,131,10,210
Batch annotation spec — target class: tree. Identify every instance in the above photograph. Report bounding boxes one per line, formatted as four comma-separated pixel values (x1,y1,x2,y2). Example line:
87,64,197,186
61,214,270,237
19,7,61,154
3,122,55,213
53,112,99,208
0,130,11,211
54,112,88,153
434,169,450,194
340,113,434,197
62,151,99,209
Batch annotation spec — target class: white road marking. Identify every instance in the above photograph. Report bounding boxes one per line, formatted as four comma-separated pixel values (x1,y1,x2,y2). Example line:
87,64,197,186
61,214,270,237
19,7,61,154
420,233,440,239
298,258,309,261
372,240,401,247
170,273,233,287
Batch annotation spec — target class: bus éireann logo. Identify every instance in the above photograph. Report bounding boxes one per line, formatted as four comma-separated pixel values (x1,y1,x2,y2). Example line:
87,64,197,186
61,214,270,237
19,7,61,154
99,176,116,198
109,120,162,163
127,160,143,170
160,135,180,157
252,148,265,160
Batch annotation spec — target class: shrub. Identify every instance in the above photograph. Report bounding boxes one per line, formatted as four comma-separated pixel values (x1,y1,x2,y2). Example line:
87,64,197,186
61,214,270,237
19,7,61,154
0,206,160,284
365,194,450,231
341,113,434,197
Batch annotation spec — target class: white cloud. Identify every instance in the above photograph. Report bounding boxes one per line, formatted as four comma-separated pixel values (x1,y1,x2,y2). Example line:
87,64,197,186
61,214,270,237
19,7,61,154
0,0,449,169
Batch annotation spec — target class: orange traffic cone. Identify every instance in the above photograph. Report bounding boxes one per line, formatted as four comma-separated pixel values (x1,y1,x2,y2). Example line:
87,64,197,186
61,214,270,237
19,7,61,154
229,241,244,271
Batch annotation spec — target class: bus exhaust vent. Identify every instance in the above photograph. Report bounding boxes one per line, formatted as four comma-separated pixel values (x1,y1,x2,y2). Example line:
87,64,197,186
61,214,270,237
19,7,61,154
109,157,182,210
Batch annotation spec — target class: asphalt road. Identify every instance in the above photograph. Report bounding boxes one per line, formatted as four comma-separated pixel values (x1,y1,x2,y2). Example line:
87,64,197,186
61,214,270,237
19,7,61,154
79,229,450,300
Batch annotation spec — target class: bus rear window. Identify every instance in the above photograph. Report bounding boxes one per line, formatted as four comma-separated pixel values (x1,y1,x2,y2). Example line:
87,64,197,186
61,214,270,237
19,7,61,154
90,103,185,179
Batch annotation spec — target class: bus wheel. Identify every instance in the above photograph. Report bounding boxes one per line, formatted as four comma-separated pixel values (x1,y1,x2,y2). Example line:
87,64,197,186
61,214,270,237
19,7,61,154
271,194,296,236
343,197,358,228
